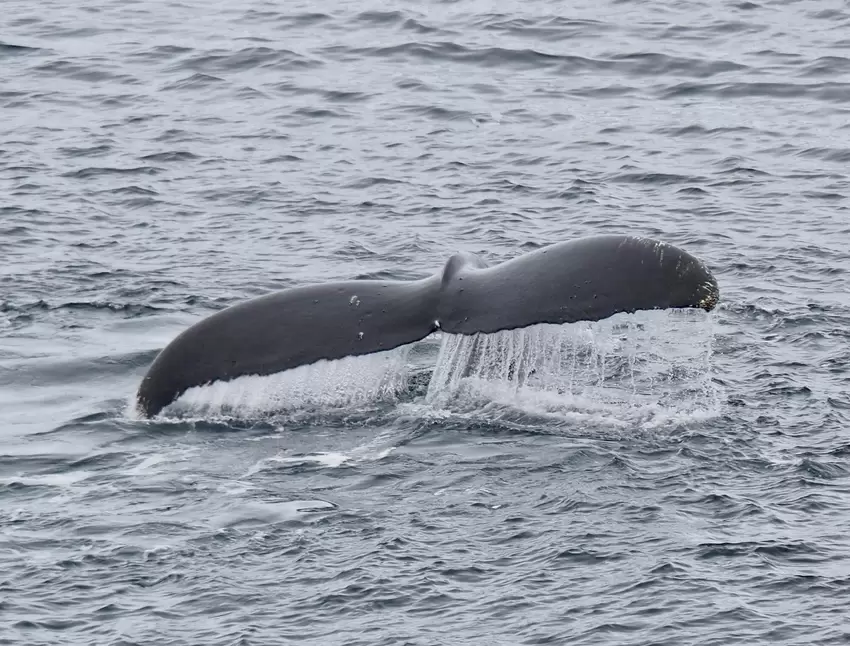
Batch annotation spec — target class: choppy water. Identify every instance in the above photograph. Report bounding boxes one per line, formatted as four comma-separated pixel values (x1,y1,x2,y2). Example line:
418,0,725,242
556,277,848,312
3,0,850,643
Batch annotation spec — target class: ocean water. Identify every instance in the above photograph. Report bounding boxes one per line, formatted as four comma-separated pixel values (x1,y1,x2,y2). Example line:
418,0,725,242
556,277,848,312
2,0,850,644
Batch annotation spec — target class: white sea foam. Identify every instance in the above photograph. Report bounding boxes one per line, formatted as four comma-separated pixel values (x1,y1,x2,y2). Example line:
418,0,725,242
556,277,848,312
243,427,402,476
0,471,95,488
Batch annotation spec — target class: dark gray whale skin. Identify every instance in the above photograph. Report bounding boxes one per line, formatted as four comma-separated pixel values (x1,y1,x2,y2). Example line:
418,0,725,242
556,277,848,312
136,234,719,417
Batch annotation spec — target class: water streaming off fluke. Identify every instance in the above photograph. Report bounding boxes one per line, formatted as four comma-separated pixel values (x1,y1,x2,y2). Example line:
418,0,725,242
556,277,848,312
153,308,716,422
426,309,718,421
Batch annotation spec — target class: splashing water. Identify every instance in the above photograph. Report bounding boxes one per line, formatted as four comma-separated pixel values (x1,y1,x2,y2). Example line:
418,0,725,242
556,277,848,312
425,309,718,425
150,309,717,424
161,345,414,419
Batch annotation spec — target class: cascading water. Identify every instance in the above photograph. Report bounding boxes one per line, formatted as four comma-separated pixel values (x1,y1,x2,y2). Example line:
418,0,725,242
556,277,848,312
152,308,717,424
425,309,718,424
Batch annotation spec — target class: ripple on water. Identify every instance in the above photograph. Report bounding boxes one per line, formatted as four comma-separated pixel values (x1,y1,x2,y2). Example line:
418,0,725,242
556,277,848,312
3,0,850,644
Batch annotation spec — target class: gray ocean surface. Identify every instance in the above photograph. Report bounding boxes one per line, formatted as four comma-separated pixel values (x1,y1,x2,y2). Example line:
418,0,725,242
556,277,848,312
3,0,850,644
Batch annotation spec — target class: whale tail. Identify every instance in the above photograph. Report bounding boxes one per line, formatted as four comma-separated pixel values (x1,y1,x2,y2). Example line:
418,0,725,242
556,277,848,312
437,234,718,335
136,234,719,418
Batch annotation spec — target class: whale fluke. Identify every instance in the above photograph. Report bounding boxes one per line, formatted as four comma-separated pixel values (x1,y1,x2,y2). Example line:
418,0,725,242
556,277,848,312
136,234,718,418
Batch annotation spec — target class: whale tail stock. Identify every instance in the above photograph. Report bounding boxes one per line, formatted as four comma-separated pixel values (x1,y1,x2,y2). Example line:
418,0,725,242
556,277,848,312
136,234,719,418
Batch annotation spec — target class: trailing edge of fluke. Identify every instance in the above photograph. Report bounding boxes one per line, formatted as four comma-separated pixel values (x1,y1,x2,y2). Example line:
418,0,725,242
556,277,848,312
136,234,719,418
